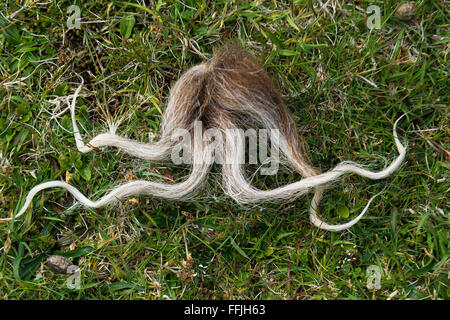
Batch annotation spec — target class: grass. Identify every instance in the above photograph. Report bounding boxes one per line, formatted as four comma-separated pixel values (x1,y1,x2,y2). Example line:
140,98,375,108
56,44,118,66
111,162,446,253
0,0,448,300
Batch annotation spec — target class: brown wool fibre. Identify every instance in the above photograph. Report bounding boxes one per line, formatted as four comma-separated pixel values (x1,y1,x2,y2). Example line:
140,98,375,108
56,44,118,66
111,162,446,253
3,45,407,231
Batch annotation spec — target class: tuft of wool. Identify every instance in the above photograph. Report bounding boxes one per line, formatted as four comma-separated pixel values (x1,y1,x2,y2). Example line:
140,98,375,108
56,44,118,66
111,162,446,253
2,45,407,231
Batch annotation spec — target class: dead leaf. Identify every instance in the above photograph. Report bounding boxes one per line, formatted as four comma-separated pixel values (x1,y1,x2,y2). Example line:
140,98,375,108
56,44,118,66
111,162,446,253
124,171,137,181
182,252,195,269
4,235,11,253
65,171,73,184
177,269,194,282
128,198,139,205
164,169,175,183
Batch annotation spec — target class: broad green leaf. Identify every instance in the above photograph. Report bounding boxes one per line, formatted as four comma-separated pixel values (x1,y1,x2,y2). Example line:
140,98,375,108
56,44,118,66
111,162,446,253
78,166,91,181
61,114,73,131
264,247,274,256
120,14,135,39
337,205,350,219
58,154,71,171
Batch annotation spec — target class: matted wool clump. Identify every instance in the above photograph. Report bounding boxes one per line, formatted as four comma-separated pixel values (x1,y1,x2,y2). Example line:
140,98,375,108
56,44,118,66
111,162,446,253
3,45,407,231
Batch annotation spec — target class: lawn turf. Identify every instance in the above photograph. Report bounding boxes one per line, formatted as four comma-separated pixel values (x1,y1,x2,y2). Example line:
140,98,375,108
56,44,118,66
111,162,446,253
0,0,448,299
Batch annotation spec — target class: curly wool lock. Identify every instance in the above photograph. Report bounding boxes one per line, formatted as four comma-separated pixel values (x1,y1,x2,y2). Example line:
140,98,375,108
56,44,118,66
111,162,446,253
4,45,407,231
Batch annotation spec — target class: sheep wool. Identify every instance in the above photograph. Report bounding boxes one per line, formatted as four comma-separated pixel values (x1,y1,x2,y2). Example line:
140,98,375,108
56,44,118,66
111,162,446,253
3,45,407,232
